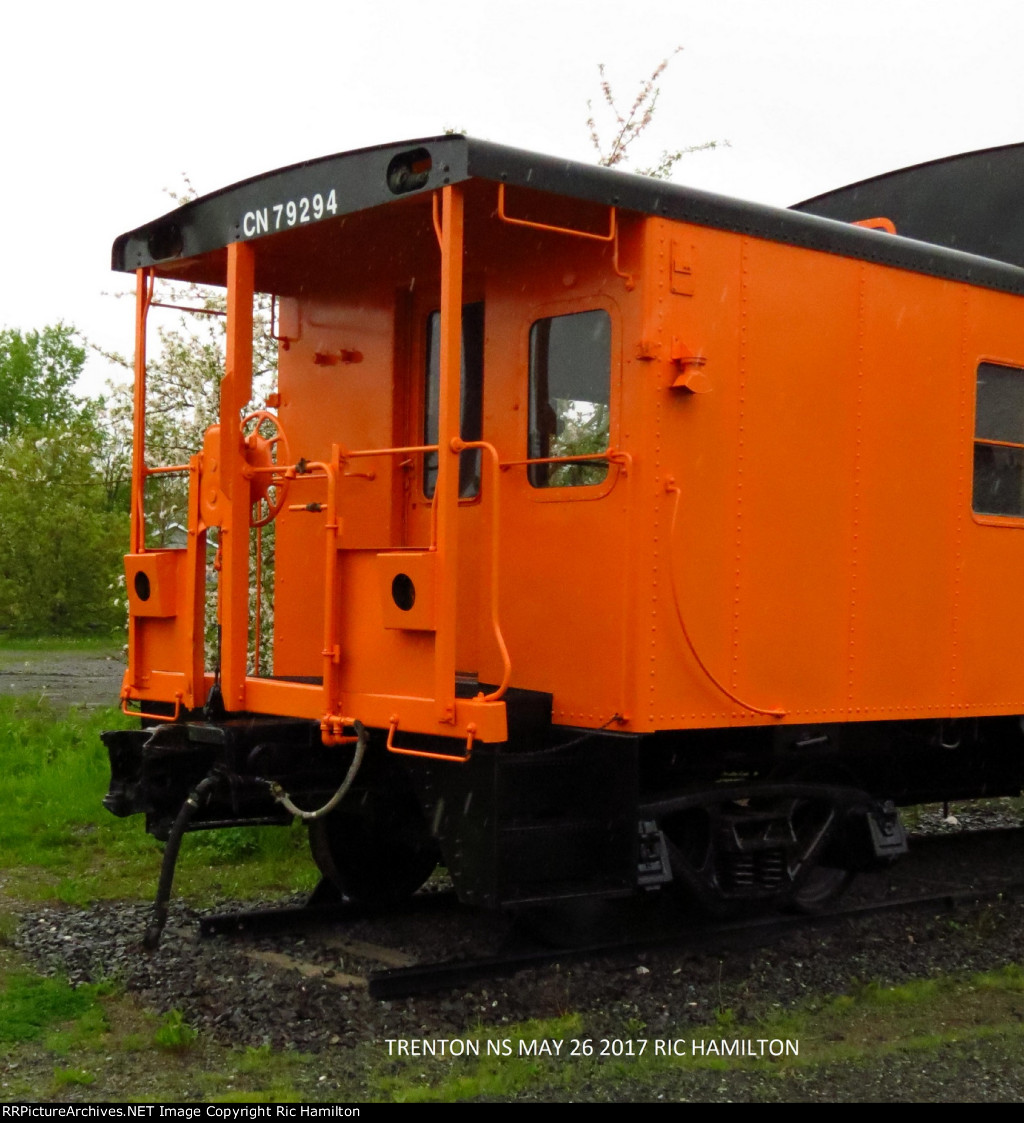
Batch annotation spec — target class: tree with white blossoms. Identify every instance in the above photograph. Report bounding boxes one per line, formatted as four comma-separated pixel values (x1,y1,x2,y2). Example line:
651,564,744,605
96,279,278,668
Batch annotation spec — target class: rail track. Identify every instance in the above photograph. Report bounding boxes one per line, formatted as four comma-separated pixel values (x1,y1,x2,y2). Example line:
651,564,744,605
194,824,1024,1000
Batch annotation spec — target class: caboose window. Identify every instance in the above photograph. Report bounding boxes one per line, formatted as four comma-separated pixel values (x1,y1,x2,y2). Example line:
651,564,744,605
528,309,611,488
973,362,1024,517
423,302,484,499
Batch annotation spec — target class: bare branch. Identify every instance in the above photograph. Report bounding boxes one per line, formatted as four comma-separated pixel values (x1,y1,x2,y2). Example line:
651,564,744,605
587,48,725,179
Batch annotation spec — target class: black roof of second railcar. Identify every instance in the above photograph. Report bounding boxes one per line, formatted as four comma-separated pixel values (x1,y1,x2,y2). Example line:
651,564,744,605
794,142,1024,270
112,135,1024,299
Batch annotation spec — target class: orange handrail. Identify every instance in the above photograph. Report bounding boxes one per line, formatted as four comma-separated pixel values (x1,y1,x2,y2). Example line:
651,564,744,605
452,438,511,702
304,456,341,716
341,442,439,458
498,448,631,471
121,692,183,723
496,184,634,289
145,463,192,476
497,182,617,243
386,714,476,763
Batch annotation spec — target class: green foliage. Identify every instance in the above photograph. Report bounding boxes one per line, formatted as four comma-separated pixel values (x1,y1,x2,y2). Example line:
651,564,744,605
978,963,1024,990
209,1090,302,1104
235,1044,276,1073
0,911,18,947
0,325,88,441
547,401,610,486
208,1045,308,1103
153,1009,198,1052
843,976,942,1007
0,324,127,637
0,424,125,635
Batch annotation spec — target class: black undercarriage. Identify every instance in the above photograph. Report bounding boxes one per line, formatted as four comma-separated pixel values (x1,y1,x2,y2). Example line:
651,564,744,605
102,702,1024,919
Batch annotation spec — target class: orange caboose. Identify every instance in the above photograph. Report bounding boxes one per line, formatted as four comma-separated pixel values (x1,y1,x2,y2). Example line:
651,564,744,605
104,137,1024,925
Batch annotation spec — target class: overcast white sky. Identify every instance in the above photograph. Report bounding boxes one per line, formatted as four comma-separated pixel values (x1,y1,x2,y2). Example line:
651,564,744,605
4,0,1023,393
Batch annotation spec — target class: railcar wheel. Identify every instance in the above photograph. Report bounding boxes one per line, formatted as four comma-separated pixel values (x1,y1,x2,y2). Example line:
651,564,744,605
789,864,854,913
659,784,857,916
307,788,440,907
784,787,856,913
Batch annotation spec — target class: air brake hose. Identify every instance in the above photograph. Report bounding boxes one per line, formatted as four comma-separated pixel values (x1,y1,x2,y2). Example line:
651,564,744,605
143,772,221,951
265,720,367,820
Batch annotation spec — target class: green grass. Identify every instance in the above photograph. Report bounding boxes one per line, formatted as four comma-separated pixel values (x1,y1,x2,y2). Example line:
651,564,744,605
0,972,107,1046
373,1015,586,1103
0,636,124,654
203,1046,309,1103
52,1066,96,1087
153,1009,198,1053
0,681,324,1099
6,957,1018,1103
0,694,316,905
0,963,314,1102
366,966,1024,1102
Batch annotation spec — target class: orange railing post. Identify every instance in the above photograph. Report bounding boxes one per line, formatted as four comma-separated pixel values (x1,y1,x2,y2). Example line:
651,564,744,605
315,453,342,721
433,186,464,725
124,269,154,699
219,241,255,712
129,269,153,557
183,452,207,709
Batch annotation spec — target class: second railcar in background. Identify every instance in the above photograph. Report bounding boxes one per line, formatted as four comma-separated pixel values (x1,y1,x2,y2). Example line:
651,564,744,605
104,137,1024,925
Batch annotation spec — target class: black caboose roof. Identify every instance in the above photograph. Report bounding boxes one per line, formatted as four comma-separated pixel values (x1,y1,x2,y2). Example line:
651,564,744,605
795,142,1024,270
113,135,1024,298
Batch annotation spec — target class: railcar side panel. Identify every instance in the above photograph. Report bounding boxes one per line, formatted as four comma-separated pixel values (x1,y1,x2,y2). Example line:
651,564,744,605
641,221,1024,730
957,285,1024,708
846,268,961,715
686,233,862,717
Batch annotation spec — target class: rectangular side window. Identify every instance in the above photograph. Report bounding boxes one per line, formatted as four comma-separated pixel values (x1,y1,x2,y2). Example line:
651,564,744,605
528,309,611,488
973,362,1024,517
423,302,484,499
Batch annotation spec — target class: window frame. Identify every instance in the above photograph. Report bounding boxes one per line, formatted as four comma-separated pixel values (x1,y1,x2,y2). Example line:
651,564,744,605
972,357,1024,528
520,296,622,505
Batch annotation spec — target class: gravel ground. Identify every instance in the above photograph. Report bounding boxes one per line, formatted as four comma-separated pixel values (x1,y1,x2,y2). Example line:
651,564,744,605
9,817,1024,1100
13,830,1024,1054
0,646,124,709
